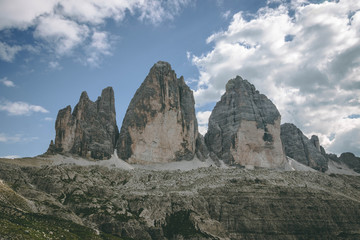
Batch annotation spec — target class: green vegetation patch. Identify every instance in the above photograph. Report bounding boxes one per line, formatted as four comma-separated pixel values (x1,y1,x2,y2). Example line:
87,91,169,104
0,210,123,240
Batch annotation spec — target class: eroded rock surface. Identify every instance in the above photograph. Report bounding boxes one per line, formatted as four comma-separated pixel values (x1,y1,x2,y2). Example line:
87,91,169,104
205,76,286,168
328,152,360,173
117,61,205,164
0,161,360,239
281,123,328,172
51,87,119,160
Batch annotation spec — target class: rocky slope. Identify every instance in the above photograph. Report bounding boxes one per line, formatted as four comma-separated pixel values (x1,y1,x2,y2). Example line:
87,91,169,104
328,152,360,173
281,123,328,172
117,61,206,164
0,159,359,239
48,87,119,160
205,76,286,168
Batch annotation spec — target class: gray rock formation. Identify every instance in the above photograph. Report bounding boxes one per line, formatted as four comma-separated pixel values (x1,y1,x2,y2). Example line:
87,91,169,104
329,152,360,173
51,87,119,160
117,61,206,164
205,76,286,168
1,160,360,239
280,123,328,172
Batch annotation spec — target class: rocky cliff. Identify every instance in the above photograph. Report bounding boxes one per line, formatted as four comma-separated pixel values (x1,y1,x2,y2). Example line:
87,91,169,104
328,152,360,173
0,160,359,239
50,87,119,160
117,61,205,164
205,76,286,168
280,123,328,172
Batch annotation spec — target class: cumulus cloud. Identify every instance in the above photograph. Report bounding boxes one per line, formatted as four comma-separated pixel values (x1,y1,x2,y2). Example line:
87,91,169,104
190,0,360,155
0,0,192,65
0,77,15,87
0,100,49,116
196,111,212,135
34,14,90,55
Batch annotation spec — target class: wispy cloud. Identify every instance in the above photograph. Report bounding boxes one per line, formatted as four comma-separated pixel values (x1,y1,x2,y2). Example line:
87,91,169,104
0,42,22,62
0,100,48,116
0,133,38,143
0,77,15,87
1,155,21,159
190,0,360,155
49,61,62,70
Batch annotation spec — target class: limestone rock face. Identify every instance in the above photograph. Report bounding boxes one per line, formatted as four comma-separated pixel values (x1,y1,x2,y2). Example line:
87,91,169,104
52,87,119,160
329,152,360,173
205,76,286,168
280,123,328,172
117,61,204,163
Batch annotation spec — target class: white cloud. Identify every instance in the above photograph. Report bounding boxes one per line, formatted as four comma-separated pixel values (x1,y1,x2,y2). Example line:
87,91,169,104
49,61,62,70
0,77,15,87
0,133,38,143
1,155,21,159
0,100,49,116
0,42,22,62
0,0,193,64
190,0,360,155
0,0,58,30
197,111,212,125
34,14,90,55
222,10,231,19
85,31,112,66
196,111,212,135
44,117,54,121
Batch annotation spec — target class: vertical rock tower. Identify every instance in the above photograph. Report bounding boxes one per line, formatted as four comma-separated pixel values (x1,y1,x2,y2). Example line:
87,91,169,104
205,76,286,168
117,61,203,164
52,87,119,160
280,123,328,172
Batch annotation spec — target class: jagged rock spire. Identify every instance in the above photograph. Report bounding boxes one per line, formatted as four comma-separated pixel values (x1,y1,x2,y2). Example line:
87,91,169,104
50,87,119,160
117,61,206,163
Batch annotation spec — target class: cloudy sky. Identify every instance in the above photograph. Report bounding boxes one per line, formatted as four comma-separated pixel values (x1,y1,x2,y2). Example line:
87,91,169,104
0,0,359,158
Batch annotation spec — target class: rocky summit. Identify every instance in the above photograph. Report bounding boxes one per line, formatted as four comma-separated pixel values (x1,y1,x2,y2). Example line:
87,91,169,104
1,61,360,240
281,123,328,172
117,61,206,164
48,87,119,160
205,76,286,168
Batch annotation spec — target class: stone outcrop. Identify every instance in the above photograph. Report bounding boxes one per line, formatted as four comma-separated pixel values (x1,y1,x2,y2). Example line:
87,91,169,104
280,123,328,172
1,161,360,239
117,61,205,164
51,87,119,160
205,76,286,168
329,152,360,173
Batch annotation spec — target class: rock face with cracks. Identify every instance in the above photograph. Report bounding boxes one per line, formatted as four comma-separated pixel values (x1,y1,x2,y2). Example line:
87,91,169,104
117,61,206,164
280,123,328,172
50,87,119,160
205,76,286,168
0,159,360,240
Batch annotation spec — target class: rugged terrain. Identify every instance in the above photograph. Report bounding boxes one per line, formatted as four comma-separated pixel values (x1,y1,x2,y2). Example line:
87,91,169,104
0,157,360,240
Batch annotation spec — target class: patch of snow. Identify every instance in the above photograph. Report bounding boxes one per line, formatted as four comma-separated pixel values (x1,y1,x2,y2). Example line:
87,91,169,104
326,159,360,176
284,157,317,172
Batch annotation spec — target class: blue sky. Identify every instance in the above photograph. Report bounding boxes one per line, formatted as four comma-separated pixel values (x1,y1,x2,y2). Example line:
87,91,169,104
0,0,359,158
